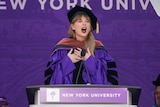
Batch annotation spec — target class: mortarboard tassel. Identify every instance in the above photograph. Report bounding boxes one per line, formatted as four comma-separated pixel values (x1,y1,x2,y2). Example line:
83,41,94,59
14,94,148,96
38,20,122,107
96,22,99,33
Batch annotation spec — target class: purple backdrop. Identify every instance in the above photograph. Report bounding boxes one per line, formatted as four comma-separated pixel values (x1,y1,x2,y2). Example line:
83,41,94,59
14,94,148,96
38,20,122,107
0,0,160,107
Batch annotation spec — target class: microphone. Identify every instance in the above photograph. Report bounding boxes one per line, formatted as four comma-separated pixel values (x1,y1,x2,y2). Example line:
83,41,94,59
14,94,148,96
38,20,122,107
81,48,86,57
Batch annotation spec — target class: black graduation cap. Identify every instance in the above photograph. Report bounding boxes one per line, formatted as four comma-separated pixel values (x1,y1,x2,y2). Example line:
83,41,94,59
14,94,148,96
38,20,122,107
67,5,99,33
153,74,160,86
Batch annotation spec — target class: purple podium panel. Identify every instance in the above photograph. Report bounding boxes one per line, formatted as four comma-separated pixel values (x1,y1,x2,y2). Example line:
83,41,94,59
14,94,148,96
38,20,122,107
40,87,128,104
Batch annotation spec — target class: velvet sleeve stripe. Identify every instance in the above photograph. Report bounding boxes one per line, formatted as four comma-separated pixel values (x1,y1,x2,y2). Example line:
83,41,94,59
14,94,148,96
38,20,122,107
44,61,53,85
45,67,52,77
107,61,117,68
107,62,118,85
107,70,118,85
107,74,118,85
107,70,118,77
44,74,52,85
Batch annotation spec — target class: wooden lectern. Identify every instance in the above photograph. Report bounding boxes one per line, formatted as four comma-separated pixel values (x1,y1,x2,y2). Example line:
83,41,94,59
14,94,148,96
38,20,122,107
26,85,141,107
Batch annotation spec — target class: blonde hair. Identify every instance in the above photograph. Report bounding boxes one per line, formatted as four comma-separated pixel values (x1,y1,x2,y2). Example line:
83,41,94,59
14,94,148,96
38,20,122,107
68,13,95,56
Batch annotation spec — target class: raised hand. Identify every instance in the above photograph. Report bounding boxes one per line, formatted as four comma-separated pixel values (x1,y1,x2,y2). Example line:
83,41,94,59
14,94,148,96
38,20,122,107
67,48,82,63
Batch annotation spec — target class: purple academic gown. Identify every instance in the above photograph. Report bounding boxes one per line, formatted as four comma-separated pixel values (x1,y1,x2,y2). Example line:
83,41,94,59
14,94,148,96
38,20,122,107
44,38,118,85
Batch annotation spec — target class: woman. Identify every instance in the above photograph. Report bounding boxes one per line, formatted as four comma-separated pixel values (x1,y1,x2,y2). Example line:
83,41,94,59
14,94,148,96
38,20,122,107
44,5,118,85
152,74,160,107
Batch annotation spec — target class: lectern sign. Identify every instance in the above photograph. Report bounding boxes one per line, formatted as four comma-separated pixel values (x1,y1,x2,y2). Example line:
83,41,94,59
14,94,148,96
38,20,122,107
40,87,128,104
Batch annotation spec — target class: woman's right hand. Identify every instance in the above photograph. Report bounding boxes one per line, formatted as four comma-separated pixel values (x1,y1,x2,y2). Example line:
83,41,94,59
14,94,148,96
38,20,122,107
67,48,82,63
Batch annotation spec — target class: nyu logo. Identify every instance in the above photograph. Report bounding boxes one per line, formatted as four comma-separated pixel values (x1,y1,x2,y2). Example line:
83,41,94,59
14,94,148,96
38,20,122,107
46,88,60,102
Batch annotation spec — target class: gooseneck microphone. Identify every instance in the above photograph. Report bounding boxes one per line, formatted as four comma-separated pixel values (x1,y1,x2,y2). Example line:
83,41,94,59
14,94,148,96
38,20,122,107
75,48,86,84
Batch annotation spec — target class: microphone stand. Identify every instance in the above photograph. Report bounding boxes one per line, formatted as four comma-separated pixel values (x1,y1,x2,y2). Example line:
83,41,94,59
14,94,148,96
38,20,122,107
75,48,91,84
75,48,86,84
